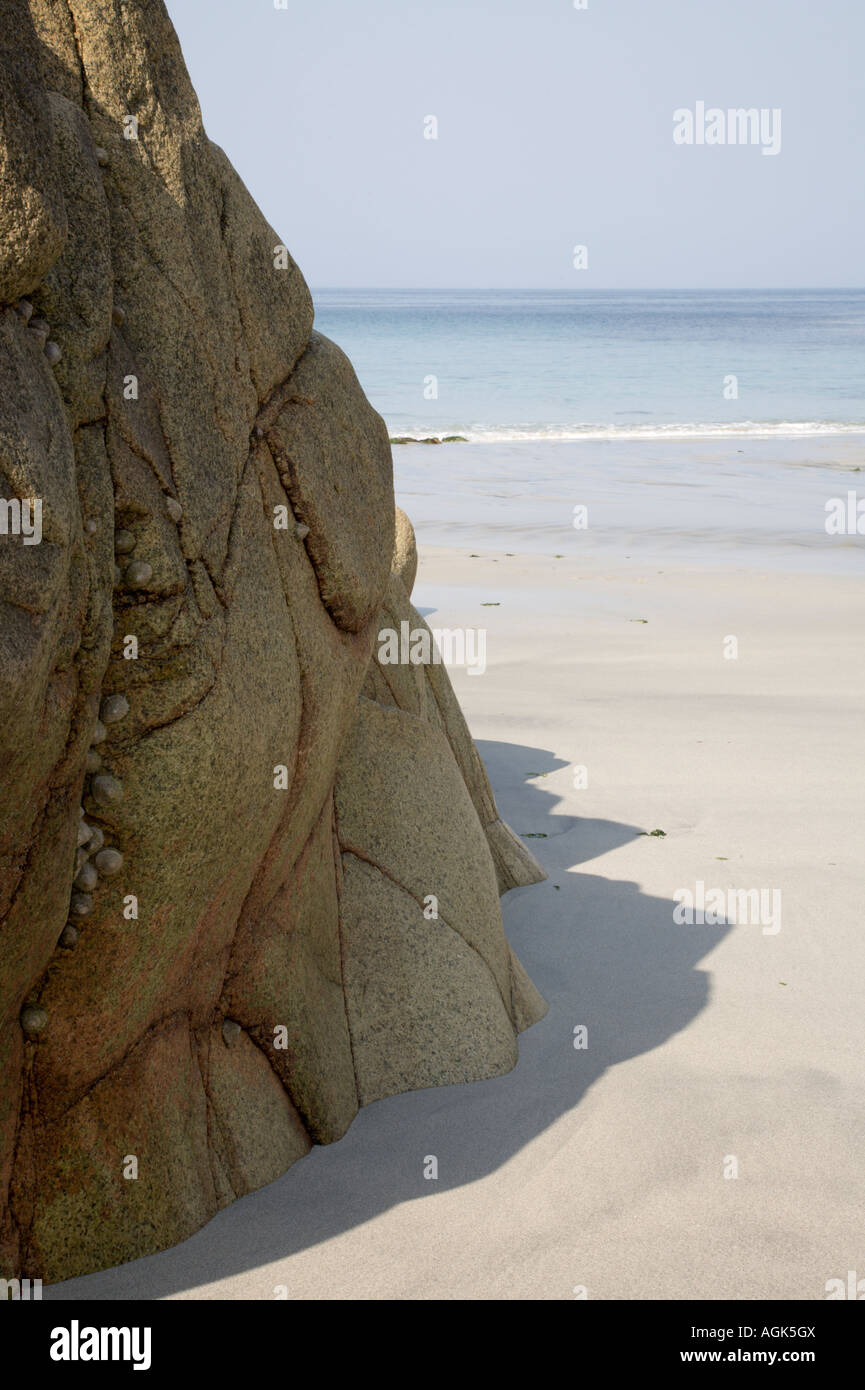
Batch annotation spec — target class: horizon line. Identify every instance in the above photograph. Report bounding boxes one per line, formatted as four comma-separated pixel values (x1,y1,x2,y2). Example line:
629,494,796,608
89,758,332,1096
309,284,865,293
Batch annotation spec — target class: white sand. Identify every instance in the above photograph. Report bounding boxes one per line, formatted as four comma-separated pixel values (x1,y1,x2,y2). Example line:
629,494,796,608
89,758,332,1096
50,547,865,1301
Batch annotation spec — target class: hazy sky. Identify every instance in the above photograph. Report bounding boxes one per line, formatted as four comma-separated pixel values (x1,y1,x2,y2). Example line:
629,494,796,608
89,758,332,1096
165,0,863,289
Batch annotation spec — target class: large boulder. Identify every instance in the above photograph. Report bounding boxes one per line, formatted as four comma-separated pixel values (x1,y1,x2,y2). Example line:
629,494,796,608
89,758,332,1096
0,0,546,1284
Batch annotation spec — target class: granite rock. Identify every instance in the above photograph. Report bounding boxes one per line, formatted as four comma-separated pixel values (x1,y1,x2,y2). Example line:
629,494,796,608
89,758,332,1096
0,0,546,1284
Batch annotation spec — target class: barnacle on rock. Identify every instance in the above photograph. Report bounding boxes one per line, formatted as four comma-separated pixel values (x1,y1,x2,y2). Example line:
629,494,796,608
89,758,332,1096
90,774,123,807
222,1019,242,1045
125,559,153,589
100,694,129,724
85,825,105,854
20,1004,48,1038
94,847,123,878
73,861,99,892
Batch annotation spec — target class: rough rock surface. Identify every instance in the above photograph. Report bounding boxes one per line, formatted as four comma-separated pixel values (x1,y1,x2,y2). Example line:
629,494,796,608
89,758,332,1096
0,0,546,1284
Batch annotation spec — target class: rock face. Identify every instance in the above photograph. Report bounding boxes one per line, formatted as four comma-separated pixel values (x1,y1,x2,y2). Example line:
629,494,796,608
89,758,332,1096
0,0,546,1284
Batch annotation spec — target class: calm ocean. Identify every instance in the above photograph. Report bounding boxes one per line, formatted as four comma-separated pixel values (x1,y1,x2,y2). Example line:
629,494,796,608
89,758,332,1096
313,288,865,441
312,289,865,568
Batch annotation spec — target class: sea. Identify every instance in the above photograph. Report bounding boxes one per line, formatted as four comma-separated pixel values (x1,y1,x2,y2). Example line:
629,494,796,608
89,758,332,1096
312,289,865,571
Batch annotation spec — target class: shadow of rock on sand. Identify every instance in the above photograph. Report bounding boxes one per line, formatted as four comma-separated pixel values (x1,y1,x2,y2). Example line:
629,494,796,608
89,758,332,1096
48,741,729,1300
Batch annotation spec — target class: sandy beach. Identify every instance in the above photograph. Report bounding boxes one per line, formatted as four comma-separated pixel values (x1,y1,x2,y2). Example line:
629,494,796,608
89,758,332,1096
46,542,864,1301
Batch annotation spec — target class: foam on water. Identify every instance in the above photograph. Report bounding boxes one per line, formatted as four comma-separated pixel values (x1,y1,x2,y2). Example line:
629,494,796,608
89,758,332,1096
393,421,865,444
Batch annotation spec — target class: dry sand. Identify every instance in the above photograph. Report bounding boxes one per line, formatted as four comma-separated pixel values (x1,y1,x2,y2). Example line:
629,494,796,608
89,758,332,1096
49,546,864,1301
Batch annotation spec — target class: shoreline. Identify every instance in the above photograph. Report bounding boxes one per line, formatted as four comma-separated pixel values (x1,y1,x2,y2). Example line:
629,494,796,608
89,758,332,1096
390,426,865,445
393,435,865,576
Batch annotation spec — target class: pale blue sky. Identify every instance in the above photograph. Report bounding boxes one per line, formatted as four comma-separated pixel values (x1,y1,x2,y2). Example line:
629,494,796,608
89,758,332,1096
165,0,863,288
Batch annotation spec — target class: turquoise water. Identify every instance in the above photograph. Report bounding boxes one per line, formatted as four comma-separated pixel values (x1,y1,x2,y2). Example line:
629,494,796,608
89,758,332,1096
312,288,865,442
312,289,864,570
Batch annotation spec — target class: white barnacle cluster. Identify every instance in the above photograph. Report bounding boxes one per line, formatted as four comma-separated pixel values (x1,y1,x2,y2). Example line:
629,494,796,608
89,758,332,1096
113,524,149,590
19,133,199,1042
113,498,182,590
14,296,62,366
20,730,127,1035
46,491,184,999
57,691,130,966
